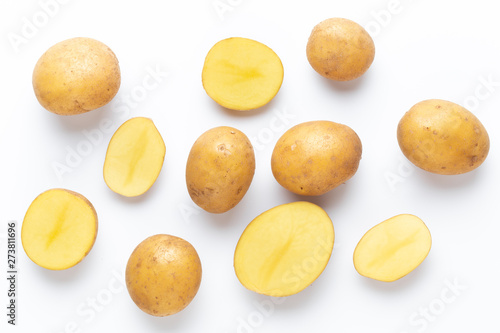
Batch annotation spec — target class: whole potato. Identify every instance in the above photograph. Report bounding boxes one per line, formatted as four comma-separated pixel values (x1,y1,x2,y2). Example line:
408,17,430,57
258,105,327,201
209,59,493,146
397,99,490,175
306,18,375,81
125,234,202,317
33,37,121,115
271,121,362,196
186,126,255,213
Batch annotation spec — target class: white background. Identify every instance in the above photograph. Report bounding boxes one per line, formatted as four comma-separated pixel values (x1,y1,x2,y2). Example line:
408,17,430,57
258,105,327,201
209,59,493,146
1,0,500,332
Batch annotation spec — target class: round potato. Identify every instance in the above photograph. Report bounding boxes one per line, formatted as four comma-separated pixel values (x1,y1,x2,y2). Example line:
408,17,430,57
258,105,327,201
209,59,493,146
202,37,284,111
271,121,362,196
306,18,375,81
21,188,98,270
33,37,121,115
125,234,202,317
397,99,490,175
186,126,255,213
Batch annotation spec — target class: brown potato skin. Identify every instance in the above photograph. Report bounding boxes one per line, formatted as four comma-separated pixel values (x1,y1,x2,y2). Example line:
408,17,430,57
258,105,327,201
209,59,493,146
125,234,202,317
271,121,362,196
33,37,121,115
186,126,255,213
306,18,375,81
397,99,490,175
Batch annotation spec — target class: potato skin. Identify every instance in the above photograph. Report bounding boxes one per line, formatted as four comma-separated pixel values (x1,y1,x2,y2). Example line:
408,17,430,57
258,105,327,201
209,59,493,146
271,121,362,196
186,126,255,213
125,234,202,317
306,18,375,81
32,37,121,115
397,99,490,175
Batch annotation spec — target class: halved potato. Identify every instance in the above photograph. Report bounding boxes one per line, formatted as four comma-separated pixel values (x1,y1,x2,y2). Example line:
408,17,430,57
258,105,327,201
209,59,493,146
202,37,284,111
353,214,432,282
104,117,166,197
234,201,334,297
21,189,98,270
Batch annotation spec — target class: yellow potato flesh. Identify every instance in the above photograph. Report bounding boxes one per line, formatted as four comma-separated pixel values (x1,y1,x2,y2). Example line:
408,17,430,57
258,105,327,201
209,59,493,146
126,234,202,317
202,37,284,111
353,214,431,282
234,201,334,297
104,117,166,197
21,189,98,270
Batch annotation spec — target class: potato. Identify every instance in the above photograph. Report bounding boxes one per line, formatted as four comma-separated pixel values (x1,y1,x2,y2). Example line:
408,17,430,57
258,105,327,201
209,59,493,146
353,214,432,282
202,37,284,111
234,201,334,297
397,99,490,175
21,189,98,270
104,117,166,197
186,126,255,213
32,37,121,115
125,234,202,316
306,18,375,81
271,120,362,196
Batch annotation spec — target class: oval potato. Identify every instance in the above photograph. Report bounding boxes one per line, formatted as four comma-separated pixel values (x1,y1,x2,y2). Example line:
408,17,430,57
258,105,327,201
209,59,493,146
104,117,166,197
202,37,284,111
397,99,490,175
186,126,255,213
32,37,121,115
353,214,432,282
271,120,362,196
306,18,375,81
21,189,98,270
234,201,334,297
126,234,202,316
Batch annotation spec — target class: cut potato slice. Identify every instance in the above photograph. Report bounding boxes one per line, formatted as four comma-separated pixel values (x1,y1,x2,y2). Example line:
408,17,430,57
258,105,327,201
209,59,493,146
234,201,334,297
104,117,166,197
21,189,98,270
353,214,432,282
202,37,284,111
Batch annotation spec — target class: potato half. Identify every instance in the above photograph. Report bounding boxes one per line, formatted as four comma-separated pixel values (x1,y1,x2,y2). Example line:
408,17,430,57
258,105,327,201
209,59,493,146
202,37,284,111
354,214,432,282
126,234,202,316
21,189,98,270
271,120,362,196
397,99,490,175
306,18,375,81
33,37,121,115
186,126,255,213
234,201,334,297
104,117,166,197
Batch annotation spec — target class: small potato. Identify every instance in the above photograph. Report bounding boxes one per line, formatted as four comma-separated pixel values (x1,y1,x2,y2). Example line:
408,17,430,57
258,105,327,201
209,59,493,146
125,234,202,317
103,117,166,197
21,189,98,270
33,37,121,115
397,99,490,175
234,201,334,297
271,121,362,196
306,18,375,81
354,214,432,282
186,126,255,213
202,37,284,111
